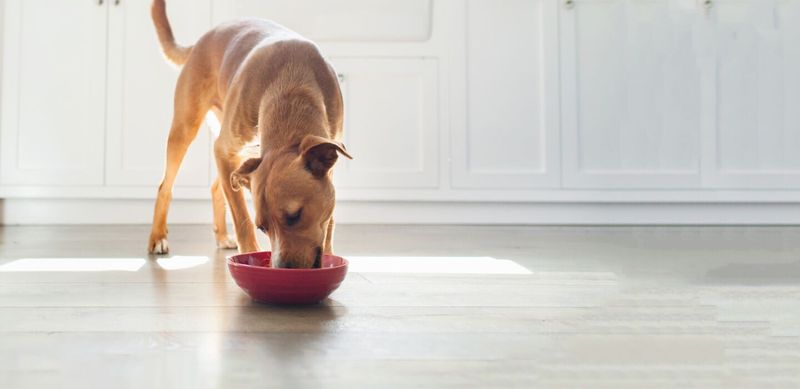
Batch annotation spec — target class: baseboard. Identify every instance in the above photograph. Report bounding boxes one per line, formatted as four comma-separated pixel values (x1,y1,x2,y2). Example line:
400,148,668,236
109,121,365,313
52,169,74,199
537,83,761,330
1,198,799,225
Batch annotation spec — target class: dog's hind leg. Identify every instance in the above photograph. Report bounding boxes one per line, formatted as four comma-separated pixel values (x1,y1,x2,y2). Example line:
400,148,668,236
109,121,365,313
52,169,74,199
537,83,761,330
148,70,212,254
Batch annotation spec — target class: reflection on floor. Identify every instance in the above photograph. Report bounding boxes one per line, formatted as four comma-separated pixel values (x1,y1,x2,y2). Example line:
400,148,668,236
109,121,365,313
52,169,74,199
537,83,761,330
1,225,799,388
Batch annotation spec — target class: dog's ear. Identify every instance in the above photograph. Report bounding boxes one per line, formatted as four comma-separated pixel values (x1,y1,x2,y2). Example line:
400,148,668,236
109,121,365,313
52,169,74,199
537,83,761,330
300,135,352,178
230,158,262,191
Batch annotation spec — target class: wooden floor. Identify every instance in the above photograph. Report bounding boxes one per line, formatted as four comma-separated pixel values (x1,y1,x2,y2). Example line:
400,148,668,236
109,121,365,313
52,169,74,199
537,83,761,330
1,225,799,388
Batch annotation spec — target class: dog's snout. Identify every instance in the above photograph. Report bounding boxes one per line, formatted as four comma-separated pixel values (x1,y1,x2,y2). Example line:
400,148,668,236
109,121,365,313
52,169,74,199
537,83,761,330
274,247,322,269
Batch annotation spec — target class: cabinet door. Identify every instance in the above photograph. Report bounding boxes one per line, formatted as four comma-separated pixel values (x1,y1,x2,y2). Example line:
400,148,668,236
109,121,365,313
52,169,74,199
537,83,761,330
1,0,107,186
452,0,559,189
330,58,439,189
702,0,800,188
560,0,703,188
106,0,212,188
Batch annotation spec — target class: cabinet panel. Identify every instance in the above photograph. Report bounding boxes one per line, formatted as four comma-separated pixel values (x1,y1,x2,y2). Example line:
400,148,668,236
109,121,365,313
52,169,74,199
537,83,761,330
452,0,559,189
1,0,107,185
211,0,431,42
561,0,702,188
106,0,212,188
703,0,800,188
331,58,439,189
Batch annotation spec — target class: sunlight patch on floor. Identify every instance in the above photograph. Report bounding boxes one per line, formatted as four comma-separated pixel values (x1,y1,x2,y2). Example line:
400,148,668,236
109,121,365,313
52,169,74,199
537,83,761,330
156,256,210,270
345,256,532,275
0,258,146,272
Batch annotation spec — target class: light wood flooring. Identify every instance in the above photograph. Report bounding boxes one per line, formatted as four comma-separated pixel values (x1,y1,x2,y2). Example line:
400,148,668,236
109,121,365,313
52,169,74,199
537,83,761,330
1,225,799,388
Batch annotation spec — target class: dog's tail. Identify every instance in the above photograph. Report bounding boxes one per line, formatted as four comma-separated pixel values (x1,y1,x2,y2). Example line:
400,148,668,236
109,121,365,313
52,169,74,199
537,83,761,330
151,0,192,66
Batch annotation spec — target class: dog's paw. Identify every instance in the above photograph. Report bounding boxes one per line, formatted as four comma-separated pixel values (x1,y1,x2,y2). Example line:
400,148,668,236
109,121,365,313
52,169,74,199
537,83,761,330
216,236,238,250
149,238,169,255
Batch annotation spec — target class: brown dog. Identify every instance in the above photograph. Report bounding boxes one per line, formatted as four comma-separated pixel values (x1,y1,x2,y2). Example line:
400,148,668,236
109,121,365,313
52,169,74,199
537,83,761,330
147,0,351,268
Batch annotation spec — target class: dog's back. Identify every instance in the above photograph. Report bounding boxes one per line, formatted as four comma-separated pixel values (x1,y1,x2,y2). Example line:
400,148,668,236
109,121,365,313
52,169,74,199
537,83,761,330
151,1,341,138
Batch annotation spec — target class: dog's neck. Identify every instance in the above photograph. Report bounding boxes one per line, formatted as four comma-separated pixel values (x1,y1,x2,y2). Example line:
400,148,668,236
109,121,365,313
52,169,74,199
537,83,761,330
258,84,330,157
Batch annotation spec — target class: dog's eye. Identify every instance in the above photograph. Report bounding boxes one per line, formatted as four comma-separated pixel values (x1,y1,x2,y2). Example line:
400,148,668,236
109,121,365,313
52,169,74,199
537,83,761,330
285,209,302,227
257,225,268,233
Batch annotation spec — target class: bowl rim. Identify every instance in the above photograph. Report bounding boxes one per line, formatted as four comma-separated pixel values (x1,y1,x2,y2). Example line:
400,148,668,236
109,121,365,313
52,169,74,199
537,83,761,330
227,251,348,272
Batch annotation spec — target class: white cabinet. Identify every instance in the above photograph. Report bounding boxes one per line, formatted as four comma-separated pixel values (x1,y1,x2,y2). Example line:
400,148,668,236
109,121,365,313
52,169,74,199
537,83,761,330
1,0,211,189
105,0,211,188
560,0,703,188
4,0,800,216
452,0,559,189
1,0,437,193
702,0,800,188
332,58,439,189
1,0,107,185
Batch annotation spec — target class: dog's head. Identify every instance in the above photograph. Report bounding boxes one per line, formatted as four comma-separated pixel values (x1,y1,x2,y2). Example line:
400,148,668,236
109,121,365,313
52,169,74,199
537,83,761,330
231,134,351,269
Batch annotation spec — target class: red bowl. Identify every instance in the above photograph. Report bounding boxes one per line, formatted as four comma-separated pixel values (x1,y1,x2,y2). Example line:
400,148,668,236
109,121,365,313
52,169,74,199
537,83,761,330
227,251,348,305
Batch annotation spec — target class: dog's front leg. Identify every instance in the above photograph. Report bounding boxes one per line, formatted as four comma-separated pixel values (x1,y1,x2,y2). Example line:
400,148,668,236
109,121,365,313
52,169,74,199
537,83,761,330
214,139,260,253
211,177,237,250
323,217,335,254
